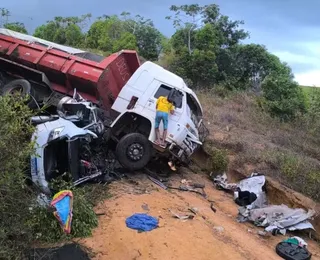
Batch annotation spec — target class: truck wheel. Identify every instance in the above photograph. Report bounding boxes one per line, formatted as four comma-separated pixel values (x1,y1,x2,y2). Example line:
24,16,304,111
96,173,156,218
116,133,152,171
2,79,37,108
2,79,32,96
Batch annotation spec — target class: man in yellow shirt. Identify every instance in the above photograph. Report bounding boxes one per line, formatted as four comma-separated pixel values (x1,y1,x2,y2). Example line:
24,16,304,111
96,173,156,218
155,95,175,146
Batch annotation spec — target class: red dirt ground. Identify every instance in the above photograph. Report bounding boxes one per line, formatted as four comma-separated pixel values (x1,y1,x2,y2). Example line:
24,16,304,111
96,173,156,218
81,170,320,260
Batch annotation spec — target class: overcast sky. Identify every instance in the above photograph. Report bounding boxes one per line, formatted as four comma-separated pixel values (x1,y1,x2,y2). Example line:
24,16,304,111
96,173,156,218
2,0,320,86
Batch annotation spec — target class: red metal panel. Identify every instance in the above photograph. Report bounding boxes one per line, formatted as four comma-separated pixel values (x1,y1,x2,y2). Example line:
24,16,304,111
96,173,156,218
38,53,66,71
0,38,11,52
0,32,141,110
68,62,103,83
16,45,43,64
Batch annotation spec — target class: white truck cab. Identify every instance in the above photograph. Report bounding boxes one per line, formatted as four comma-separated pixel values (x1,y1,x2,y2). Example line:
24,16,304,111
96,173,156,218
110,61,207,169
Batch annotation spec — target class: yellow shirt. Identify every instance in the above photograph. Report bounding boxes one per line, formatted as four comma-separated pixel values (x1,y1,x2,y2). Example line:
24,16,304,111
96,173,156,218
156,96,175,113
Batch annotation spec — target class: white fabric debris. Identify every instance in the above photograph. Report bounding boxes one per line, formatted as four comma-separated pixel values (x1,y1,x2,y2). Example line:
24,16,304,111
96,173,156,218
213,173,237,190
291,236,308,247
213,173,315,234
0,28,85,54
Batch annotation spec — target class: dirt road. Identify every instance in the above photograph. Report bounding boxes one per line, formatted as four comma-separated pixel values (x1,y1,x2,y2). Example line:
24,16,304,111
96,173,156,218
81,170,320,260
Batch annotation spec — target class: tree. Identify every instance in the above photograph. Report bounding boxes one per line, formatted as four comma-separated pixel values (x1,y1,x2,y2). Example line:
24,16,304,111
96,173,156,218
112,32,137,52
0,8,10,27
33,15,89,47
4,22,28,34
262,66,306,121
0,8,28,34
121,13,163,60
165,4,250,88
166,4,203,55
86,15,128,53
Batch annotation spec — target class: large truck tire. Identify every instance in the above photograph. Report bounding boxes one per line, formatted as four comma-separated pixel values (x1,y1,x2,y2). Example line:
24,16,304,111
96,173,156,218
116,133,152,171
2,79,37,108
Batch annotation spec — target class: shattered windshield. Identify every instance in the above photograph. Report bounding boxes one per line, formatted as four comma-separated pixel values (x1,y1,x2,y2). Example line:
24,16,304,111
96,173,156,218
187,93,202,127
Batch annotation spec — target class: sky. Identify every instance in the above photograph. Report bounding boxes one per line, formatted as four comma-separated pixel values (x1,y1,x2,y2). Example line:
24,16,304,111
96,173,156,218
2,0,320,86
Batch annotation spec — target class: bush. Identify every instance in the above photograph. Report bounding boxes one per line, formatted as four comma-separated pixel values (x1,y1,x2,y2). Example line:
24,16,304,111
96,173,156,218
261,73,306,121
28,177,99,243
0,95,36,259
0,95,103,259
203,140,229,174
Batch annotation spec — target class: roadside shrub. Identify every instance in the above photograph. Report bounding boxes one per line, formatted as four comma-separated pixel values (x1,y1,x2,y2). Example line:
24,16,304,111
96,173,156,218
203,140,228,174
28,177,99,243
261,73,306,121
0,95,36,259
0,95,104,259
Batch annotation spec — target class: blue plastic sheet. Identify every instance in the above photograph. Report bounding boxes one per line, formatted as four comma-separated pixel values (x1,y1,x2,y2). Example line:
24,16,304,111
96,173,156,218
126,213,158,232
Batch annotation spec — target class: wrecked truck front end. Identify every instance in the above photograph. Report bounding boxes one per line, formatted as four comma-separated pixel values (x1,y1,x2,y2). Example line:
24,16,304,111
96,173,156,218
30,92,105,194
30,116,99,194
166,89,208,165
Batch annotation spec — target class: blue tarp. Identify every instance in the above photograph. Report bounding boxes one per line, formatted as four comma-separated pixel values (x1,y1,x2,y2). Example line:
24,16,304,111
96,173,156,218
126,213,158,232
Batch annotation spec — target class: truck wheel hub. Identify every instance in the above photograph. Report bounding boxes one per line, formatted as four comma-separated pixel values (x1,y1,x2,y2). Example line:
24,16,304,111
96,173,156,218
127,143,144,161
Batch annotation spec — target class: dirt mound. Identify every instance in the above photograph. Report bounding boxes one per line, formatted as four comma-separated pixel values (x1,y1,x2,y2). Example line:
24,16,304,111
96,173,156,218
80,172,320,260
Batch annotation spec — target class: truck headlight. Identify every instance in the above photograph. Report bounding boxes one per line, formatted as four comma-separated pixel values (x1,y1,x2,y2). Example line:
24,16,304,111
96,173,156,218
47,127,64,142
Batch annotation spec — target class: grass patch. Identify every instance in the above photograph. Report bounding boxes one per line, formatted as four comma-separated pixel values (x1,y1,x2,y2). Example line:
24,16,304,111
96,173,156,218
203,139,229,174
198,89,320,202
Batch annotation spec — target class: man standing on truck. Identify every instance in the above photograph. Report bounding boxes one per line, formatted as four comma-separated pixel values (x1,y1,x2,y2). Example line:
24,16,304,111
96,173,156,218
155,95,175,146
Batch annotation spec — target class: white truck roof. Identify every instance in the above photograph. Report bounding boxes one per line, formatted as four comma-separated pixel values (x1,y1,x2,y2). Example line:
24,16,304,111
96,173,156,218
0,28,85,54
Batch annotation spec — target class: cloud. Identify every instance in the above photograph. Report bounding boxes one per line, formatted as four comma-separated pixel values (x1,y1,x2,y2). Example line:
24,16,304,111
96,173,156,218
273,40,320,86
295,70,320,87
3,0,320,86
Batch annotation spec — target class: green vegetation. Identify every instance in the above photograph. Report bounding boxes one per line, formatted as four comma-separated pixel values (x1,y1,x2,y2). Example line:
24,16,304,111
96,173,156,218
203,140,229,174
1,2,320,258
0,95,105,259
1,4,312,121
199,91,320,202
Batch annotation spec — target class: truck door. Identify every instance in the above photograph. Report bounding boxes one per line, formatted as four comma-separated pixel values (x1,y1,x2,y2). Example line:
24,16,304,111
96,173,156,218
144,82,184,123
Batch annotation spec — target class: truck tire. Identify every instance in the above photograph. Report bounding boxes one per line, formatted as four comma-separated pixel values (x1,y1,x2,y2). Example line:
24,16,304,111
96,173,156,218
2,79,32,96
2,79,37,108
116,133,152,171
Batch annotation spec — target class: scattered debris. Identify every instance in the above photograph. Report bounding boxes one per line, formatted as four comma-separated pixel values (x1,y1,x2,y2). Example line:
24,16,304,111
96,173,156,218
188,207,198,215
141,203,150,211
148,176,168,190
214,173,315,235
213,226,224,233
257,231,269,237
126,213,159,232
191,183,205,189
276,240,312,260
181,179,192,185
169,209,194,220
168,185,206,197
168,161,177,171
210,203,217,213
241,204,315,235
283,237,308,248
36,193,50,208
144,167,169,182
213,173,237,191
50,190,73,234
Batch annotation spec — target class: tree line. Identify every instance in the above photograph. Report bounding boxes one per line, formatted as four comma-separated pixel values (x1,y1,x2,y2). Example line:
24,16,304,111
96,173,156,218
0,5,311,121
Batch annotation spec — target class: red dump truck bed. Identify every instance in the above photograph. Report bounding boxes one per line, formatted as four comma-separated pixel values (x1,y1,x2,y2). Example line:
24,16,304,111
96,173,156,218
0,29,140,110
